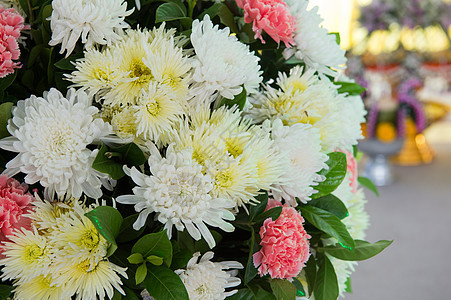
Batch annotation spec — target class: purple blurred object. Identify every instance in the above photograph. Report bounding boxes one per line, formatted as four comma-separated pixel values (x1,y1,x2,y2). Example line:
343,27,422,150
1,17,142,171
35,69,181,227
397,78,426,133
359,0,394,33
366,103,380,138
402,0,426,28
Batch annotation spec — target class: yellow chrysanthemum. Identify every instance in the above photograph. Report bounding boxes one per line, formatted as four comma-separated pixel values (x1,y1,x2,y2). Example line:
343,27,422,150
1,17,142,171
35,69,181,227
133,83,185,144
111,106,139,140
13,274,67,300
0,227,52,284
50,203,110,267
54,260,128,300
68,48,123,99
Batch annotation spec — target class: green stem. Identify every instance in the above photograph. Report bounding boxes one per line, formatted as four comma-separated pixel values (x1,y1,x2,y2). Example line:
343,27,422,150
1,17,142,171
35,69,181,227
27,0,34,25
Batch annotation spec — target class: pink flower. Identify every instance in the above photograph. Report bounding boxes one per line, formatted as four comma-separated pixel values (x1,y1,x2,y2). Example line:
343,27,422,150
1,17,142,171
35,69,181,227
342,150,358,193
253,200,310,280
0,6,26,78
236,0,296,47
0,175,34,249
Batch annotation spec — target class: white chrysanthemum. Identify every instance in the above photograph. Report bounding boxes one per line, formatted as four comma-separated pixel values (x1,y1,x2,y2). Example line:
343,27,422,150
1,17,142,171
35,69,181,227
268,119,328,205
0,88,114,199
12,274,68,300
49,0,133,57
283,0,346,77
53,259,128,300
190,15,262,107
133,82,185,144
175,252,243,300
248,66,362,152
0,227,52,284
116,144,236,248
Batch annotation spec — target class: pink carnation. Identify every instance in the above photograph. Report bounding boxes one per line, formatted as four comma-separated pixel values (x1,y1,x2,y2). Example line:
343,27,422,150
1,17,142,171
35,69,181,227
342,150,358,193
0,175,34,249
0,6,26,78
253,200,310,280
236,0,296,47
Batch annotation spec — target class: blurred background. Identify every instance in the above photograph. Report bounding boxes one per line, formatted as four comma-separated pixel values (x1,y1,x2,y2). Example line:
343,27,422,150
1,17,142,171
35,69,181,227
309,0,451,299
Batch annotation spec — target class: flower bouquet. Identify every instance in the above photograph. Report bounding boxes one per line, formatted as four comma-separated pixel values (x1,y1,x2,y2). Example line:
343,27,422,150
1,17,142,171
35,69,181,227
0,0,391,299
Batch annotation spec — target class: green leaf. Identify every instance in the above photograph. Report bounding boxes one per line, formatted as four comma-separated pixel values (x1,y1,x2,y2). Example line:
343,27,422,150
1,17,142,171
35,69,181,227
292,277,306,297
135,263,148,285
123,287,140,300
330,32,340,45
18,0,30,17
54,52,84,71
320,240,393,261
345,277,352,293
147,255,164,266
244,228,258,284
155,2,187,23
335,81,366,96
253,206,282,224
219,86,247,110
0,284,13,300
193,230,222,252
0,72,17,91
141,265,189,300
132,231,173,267
227,289,256,300
313,254,339,300
117,214,146,243
41,4,52,34
249,192,268,221
299,205,355,249
92,143,126,180
308,194,349,219
256,289,277,300
285,56,304,65
198,2,222,19
170,247,192,270
127,253,144,264
85,206,123,257
358,176,379,196
217,4,239,33
114,143,147,166
112,289,123,300
304,256,317,296
92,143,147,180
270,279,297,300
0,102,13,139
314,152,347,199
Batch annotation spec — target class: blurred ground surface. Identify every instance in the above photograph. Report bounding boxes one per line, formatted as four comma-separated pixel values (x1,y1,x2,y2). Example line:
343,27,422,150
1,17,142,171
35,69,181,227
346,120,451,300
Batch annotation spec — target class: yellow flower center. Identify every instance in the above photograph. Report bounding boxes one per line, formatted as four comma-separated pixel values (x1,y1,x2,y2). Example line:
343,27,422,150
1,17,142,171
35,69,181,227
290,80,307,94
23,244,45,263
146,102,161,116
130,60,153,84
216,170,233,188
94,68,110,82
78,260,98,273
81,229,100,250
225,137,247,158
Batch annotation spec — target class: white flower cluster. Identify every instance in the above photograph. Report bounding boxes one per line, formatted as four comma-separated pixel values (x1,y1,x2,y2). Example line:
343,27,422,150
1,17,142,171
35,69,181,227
0,88,115,199
49,0,133,57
